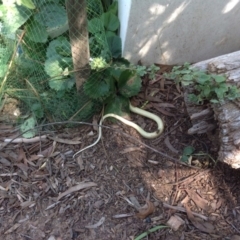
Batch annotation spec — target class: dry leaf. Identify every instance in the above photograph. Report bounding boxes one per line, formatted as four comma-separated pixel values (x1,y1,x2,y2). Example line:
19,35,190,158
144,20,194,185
185,189,211,212
136,200,155,219
57,182,97,201
0,156,11,166
17,148,25,162
164,136,178,153
39,142,56,158
167,215,185,231
120,147,142,154
184,204,214,233
85,217,105,229
153,105,175,116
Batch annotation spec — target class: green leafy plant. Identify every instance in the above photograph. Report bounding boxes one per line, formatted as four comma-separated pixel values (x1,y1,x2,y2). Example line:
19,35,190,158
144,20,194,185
84,58,142,116
133,64,160,80
88,1,121,59
180,146,195,163
165,62,240,104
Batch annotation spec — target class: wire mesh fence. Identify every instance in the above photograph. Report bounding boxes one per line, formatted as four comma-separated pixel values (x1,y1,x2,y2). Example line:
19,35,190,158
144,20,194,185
0,0,112,124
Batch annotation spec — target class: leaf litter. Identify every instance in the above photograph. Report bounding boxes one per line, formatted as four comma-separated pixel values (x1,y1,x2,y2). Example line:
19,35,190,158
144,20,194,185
0,67,240,239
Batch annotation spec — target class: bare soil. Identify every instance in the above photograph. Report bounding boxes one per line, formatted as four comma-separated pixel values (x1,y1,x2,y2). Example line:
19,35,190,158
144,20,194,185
1,68,240,240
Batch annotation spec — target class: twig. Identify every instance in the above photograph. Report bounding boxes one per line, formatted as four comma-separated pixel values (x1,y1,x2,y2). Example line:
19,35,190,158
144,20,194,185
165,169,210,186
0,173,18,177
163,203,208,221
0,30,25,94
0,121,199,169
4,135,47,143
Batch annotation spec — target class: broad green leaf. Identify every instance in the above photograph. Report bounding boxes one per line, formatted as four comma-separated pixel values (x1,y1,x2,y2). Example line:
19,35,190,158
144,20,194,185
183,62,191,68
45,56,63,78
227,86,240,100
179,70,191,74
107,1,118,15
46,37,72,58
119,73,142,98
212,75,225,83
35,3,67,29
107,35,122,58
172,66,181,71
105,30,116,38
183,146,195,155
188,94,199,103
136,66,147,77
104,95,129,116
84,73,110,100
182,74,193,81
31,103,43,118
88,18,103,34
0,4,32,34
32,0,59,8
20,116,36,138
48,76,75,91
214,87,225,99
101,12,120,31
181,155,189,163
19,0,36,9
25,19,48,43
203,85,211,97
210,99,219,103
117,70,135,88
0,64,8,78
164,72,176,80
196,73,211,84
45,55,74,91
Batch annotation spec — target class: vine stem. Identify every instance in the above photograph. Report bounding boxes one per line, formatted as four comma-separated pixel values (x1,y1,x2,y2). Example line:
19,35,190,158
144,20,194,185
0,30,26,94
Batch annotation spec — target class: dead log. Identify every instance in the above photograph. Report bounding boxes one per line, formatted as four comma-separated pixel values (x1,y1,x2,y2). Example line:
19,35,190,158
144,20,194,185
184,51,240,168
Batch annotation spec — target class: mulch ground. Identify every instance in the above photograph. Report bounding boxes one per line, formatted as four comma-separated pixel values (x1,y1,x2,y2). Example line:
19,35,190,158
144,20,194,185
1,67,240,240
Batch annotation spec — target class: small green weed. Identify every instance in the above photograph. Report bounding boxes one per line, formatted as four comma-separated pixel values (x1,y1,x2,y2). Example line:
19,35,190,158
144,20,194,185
165,62,240,104
181,146,195,163
133,64,160,80
134,225,168,240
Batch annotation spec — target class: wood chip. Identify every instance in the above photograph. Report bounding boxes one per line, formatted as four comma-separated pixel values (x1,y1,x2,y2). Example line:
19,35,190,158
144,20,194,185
166,215,185,231
57,182,97,201
85,217,105,229
185,189,211,212
4,223,21,234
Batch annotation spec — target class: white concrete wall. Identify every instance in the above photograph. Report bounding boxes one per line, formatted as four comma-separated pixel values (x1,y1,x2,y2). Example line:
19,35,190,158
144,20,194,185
118,0,240,65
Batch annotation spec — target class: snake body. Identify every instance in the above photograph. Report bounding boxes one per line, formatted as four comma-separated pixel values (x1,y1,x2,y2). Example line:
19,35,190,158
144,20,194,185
73,103,164,158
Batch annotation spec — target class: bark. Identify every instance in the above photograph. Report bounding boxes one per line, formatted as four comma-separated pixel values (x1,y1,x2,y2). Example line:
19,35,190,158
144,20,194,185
66,0,90,90
184,51,240,168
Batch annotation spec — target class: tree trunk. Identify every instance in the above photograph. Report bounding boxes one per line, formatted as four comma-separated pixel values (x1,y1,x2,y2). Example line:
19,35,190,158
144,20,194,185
66,0,90,90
